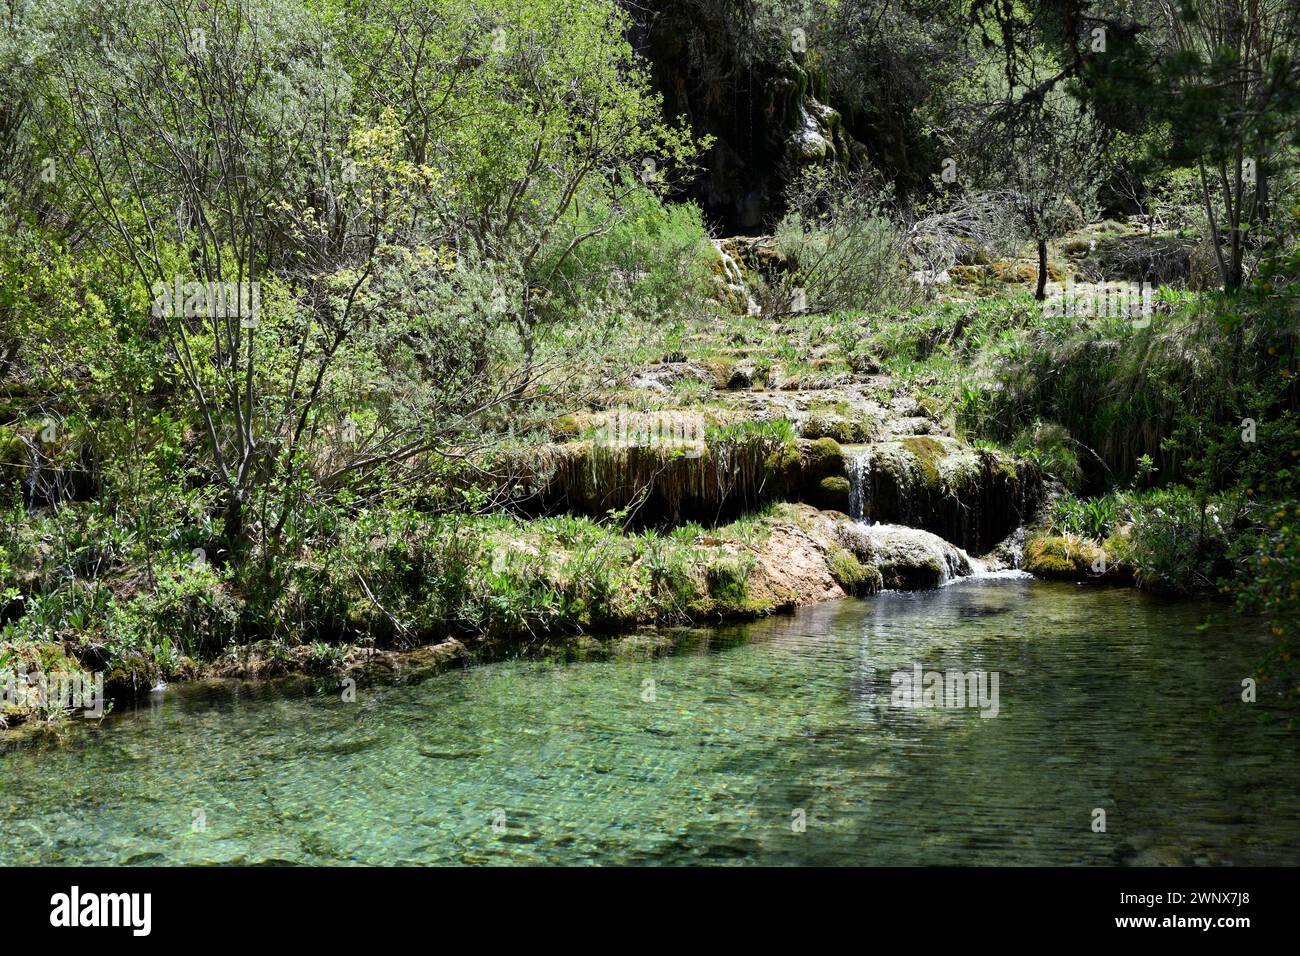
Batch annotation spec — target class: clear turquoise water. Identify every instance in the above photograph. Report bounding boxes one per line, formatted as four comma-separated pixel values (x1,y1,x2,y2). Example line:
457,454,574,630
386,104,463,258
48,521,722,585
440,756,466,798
2,578,1297,865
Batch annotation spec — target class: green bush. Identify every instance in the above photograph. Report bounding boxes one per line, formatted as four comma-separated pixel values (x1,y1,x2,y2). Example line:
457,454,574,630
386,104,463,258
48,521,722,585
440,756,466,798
773,168,914,314
543,185,715,326
1013,421,1084,491
1232,500,1300,714
1123,488,1245,593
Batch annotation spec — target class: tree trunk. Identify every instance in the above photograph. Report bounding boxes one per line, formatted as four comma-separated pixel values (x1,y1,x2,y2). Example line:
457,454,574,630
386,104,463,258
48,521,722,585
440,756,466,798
1035,238,1048,301
223,485,246,564
1225,255,1244,290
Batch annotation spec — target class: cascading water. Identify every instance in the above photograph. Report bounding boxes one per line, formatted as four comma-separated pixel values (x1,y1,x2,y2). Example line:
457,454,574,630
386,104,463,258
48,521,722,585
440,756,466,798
711,239,761,316
842,446,1028,588
24,437,41,509
846,449,870,522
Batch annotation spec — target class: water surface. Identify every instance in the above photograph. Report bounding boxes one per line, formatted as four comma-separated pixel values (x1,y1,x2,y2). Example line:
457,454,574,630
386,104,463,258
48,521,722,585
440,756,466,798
2,579,1296,865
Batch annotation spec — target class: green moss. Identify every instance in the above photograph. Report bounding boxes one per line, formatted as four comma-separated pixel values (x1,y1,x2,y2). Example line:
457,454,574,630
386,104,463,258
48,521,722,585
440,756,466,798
804,436,845,477
901,436,945,487
0,425,25,489
802,414,876,443
550,415,581,439
705,555,750,606
104,655,158,697
703,356,736,388
763,440,801,474
817,475,851,511
1023,535,1110,581
828,547,883,596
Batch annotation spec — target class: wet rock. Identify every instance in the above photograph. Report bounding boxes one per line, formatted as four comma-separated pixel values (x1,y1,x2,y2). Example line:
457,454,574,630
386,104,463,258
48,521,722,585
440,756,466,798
725,235,794,280
854,436,1040,553
519,433,796,524
847,524,973,590
880,416,944,438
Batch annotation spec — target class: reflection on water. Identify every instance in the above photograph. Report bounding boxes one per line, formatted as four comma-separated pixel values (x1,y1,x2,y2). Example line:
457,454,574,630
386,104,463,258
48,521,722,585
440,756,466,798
2,579,1297,865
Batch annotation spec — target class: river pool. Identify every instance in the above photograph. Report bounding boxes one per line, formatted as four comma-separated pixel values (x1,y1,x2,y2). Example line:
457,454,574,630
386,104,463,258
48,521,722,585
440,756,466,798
2,577,1296,865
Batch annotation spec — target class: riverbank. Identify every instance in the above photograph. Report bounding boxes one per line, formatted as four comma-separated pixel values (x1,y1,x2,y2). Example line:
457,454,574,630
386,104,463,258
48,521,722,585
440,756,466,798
4,496,1040,732
4,247,1297,733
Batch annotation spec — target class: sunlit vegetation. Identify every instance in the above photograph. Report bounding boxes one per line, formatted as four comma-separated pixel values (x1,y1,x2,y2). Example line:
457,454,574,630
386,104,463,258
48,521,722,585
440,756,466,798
1,0,1298,729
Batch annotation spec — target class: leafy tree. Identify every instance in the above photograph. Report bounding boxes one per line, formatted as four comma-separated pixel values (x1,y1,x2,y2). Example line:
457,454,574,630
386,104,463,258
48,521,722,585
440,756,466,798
967,0,1300,291
342,0,700,394
4,0,704,566
1143,0,1300,289
946,40,1110,299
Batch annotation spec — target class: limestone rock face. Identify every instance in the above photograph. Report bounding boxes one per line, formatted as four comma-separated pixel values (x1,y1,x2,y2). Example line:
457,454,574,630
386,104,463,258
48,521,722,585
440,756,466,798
629,4,864,232
849,436,1040,553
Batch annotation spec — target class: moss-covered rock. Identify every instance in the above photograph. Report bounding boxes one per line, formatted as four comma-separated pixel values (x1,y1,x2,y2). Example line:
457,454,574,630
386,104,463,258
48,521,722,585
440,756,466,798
1023,534,1127,582
0,424,24,491
802,436,845,478
104,654,161,698
827,547,883,596
802,412,879,443
516,429,799,524
857,437,1040,553
549,414,582,440
703,356,737,388
848,523,973,590
817,475,850,512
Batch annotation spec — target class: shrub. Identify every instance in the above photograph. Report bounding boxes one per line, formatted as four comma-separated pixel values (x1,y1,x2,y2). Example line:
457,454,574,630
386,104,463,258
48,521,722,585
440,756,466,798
1050,493,1119,541
1123,488,1245,593
772,167,914,315
1012,421,1084,491
1232,500,1300,714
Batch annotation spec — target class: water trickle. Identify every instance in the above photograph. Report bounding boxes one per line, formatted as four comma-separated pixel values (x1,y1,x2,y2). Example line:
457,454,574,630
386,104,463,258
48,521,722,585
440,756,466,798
24,439,41,509
846,448,871,522
711,239,761,316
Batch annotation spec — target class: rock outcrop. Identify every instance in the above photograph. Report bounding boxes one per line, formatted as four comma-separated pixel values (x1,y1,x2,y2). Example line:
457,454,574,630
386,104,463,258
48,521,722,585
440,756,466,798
846,435,1040,553
839,521,976,590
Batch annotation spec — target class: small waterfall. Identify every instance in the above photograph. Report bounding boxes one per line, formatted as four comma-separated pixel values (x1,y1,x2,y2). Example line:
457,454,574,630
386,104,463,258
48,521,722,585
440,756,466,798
846,448,870,522
711,239,761,316
962,526,1031,581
